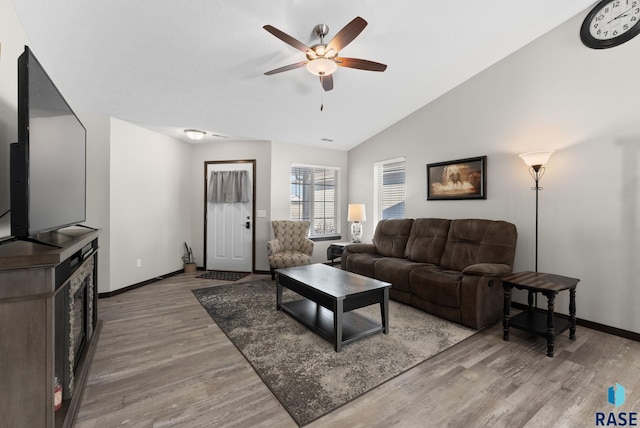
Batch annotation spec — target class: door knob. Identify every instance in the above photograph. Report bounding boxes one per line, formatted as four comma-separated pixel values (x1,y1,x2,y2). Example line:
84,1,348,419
245,221,251,229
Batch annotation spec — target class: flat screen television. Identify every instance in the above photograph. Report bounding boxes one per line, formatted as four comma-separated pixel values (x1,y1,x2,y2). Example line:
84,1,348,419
10,46,87,239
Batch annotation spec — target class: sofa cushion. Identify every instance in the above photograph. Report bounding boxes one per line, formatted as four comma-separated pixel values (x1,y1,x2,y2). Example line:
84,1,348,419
374,258,428,292
462,263,512,276
410,267,463,309
440,219,517,272
372,219,414,258
268,252,312,269
404,218,450,264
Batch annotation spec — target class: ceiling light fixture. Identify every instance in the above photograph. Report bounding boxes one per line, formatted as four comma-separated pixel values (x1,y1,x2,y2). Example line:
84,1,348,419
304,36,339,77
184,129,206,140
305,57,338,76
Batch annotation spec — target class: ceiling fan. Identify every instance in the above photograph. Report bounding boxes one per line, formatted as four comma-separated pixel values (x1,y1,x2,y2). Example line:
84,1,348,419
263,16,387,91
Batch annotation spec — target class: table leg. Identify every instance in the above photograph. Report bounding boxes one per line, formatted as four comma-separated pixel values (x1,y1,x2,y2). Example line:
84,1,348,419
334,299,343,352
276,276,282,310
380,287,389,334
569,288,577,340
503,285,512,341
546,292,556,357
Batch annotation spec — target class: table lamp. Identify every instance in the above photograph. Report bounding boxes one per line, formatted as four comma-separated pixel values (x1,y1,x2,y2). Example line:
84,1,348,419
347,204,366,243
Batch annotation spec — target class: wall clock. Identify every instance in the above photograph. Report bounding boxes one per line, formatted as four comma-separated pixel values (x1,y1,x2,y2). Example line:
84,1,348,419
580,0,640,48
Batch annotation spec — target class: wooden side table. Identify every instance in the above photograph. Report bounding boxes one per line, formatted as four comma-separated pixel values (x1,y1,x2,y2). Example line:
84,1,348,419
326,242,353,266
502,271,580,357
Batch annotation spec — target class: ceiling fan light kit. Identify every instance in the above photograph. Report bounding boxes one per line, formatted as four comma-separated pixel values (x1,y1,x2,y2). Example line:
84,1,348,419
263,16,387,92
306,58,338,76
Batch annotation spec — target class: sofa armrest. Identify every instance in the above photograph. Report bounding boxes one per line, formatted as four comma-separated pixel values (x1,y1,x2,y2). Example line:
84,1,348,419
341,243,377,271
267,239,283,256
462,263,512,277
344,243,377,254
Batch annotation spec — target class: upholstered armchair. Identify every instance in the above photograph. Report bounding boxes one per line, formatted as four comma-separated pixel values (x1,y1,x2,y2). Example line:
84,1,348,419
267,220,314,279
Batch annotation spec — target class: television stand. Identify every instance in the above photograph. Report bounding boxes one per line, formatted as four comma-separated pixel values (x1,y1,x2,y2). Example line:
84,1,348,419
53,225,98,241
0,228,101,428
74,224,98,231
1,225,100,249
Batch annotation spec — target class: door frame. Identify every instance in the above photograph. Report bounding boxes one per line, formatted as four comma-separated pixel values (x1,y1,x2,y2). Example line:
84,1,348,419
203,159,257,272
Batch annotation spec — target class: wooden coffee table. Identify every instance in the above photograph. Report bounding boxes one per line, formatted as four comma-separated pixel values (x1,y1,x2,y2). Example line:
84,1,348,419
275,264,391,352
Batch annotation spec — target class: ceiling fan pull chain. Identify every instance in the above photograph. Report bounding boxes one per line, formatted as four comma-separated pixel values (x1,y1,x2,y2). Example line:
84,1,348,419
320,86,324,111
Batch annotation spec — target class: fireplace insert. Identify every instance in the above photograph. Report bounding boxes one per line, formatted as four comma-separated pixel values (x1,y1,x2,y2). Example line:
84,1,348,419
54,240,96,399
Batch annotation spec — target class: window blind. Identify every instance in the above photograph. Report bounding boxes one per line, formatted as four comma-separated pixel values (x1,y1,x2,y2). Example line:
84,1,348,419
290,164,340,237
374,158,406,222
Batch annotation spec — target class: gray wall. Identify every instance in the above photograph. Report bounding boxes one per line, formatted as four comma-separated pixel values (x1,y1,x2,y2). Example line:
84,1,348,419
79,113,111,293
348,11,640,333
109,118,192,291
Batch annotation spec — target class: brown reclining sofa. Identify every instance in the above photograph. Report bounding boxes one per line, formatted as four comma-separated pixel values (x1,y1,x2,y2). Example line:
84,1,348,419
341,218,517,329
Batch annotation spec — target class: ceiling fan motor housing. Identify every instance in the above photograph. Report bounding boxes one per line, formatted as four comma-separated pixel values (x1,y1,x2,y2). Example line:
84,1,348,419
313,24,330,41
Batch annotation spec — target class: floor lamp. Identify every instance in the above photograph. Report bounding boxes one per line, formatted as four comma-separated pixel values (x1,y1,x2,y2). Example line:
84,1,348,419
518,151,554,306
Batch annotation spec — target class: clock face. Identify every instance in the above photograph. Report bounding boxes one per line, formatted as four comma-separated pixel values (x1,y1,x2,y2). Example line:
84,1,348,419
581,0,640,48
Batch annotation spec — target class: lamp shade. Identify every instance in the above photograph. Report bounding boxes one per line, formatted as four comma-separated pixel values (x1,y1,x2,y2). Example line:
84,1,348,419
347,204,366,222
519,151,554,167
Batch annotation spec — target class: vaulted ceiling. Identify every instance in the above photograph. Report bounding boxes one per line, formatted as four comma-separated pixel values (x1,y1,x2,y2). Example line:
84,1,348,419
10,0,595,150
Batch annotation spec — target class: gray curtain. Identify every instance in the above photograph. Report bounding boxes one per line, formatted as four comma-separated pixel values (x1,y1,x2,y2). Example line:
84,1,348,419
208,170,251,203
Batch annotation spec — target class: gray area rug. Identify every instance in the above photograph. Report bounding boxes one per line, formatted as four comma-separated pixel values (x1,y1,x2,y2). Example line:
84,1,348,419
192,279,475,426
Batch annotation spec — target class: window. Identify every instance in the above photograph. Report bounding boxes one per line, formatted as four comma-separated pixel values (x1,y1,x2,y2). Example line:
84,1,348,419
374,157,406,223
290,164,340,238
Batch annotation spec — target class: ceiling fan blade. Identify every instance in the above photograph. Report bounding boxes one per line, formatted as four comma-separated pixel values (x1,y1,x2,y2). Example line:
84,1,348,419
263,25,310,53
320,75,334,91
335,57,387,72
326,17,367,53
264,61,308,75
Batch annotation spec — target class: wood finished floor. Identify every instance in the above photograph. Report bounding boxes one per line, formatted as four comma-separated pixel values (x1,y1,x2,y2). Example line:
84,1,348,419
76,272,640,427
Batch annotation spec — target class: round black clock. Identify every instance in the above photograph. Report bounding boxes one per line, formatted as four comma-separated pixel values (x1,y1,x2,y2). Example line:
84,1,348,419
580,0,640,48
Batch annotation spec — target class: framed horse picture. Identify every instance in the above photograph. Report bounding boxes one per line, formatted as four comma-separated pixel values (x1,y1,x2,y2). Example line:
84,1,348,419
427,156,487,200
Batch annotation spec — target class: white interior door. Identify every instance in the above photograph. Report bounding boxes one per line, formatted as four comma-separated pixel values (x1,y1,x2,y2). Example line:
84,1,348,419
206,162,253,271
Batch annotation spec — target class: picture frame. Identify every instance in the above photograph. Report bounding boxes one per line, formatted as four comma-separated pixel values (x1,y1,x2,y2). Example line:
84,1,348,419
427,155,487,200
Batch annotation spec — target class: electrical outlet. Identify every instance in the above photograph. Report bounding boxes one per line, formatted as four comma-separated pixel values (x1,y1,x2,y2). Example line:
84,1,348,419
136,259,142,268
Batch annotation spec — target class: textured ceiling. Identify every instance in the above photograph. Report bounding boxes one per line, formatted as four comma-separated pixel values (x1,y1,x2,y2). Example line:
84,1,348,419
10,0,594,150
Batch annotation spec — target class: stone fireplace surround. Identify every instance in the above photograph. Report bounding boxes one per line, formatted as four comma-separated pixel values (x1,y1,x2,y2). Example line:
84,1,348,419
65,255,94,397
